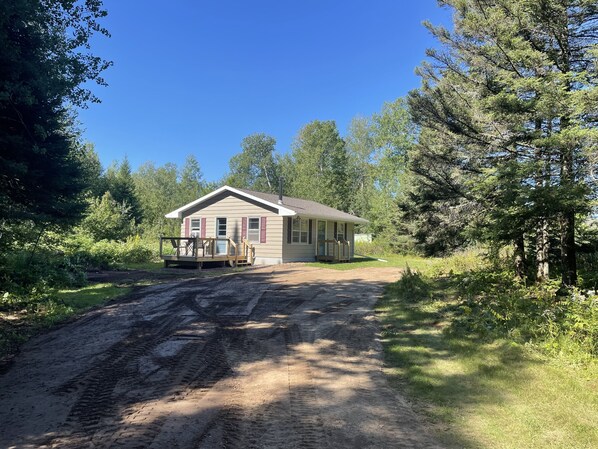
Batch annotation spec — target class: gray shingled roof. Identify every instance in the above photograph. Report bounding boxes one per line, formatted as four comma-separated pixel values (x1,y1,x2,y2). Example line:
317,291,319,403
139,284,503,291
237,188,368,224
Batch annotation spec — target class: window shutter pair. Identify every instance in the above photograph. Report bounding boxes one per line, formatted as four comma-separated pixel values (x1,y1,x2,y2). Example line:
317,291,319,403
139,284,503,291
243,216,266,243
185,217,207,237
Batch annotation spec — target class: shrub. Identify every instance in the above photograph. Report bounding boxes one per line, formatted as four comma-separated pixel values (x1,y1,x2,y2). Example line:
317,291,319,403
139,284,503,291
449,267,598,360
0,250,87,295
63,234,155,270
386,265,431,303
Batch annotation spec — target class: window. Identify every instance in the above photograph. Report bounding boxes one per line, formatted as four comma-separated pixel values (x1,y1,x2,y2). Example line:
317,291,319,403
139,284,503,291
336,222,345,241
190,218,201,237
248,217,260,243
292,217,308,244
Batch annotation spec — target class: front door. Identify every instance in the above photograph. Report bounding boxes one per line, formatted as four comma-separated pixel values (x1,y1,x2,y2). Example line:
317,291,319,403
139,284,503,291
216,217,227,254
317,220,327,256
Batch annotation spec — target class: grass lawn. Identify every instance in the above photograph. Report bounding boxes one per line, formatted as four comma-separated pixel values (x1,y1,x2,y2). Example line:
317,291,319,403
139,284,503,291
306,254,439,271
122,261,164,271
55,283,133,311
377,276,598,449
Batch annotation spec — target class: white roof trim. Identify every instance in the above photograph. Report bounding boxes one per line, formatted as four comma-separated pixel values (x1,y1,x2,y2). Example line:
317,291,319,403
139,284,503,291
165,185,297,219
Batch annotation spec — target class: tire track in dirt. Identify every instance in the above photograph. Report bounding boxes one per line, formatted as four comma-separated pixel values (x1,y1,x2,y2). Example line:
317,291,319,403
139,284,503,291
284,323,329,449
0,265,443,449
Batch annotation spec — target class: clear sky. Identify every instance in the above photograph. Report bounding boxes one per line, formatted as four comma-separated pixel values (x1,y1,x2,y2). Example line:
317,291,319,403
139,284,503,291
78,0,452,182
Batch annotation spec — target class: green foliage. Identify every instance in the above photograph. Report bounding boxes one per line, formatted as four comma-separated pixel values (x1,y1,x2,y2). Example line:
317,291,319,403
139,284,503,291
0,250,86,295
178,155,206,204
81,192,135,241
451,269,598,360
0,0,111,228
386,265,431,302
104,158,142,224
132,156,209,237
405,0,598,283
286,120,352,211
381,248,598,362
378,272,598,449
64,234,155,270
226,133,280,193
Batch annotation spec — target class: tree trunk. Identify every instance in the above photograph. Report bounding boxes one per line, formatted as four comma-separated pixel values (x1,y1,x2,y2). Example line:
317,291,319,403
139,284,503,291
560,212,577,286
559,110,577,286
534,119,549,282
514,235,526,281
536,219,550,281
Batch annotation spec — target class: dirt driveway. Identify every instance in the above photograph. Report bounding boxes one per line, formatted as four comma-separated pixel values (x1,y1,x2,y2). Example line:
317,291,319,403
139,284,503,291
0,265,441,448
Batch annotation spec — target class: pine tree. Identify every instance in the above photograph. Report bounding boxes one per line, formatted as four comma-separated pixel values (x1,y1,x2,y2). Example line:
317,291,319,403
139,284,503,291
104,157,142,225
407,0,597,284
0,0,111,234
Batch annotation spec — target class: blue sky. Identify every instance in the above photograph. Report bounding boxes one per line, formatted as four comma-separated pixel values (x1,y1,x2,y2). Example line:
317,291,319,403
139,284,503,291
79,0,452,182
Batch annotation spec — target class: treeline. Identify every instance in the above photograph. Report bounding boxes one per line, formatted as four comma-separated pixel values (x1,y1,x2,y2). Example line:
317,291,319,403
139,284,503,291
222,99,414,249
1,0,597,293
79,149,214,240
63,97,415,249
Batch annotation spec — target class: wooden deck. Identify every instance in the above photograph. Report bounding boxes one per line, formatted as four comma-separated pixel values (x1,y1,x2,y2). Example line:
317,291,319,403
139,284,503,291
316,239,351,263
160,237,255,268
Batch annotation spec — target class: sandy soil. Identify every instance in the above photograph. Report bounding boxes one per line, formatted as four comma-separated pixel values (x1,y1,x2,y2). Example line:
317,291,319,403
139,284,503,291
0,264,442,448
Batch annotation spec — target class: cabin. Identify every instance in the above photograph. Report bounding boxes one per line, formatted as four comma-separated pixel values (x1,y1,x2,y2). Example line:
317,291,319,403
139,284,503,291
159,185,368,267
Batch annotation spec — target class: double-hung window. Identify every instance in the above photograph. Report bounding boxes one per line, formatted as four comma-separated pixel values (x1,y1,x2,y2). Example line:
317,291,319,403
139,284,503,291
190,218,201,237
247,217,260,243
292,217,308,244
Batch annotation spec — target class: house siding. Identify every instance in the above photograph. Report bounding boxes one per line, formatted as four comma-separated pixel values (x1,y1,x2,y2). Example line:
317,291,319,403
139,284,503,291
282,217,317,262
180,193,283,264
281,218,356,263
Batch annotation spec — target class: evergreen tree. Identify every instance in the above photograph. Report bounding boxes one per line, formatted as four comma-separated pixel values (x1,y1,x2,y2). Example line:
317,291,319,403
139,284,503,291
407,0,597,283
0,0,111,234
179,155,206,204
104,157,142,224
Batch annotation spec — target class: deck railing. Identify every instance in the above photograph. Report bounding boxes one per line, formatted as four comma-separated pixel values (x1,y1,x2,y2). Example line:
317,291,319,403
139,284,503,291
316,239,351,262
159,237,254,266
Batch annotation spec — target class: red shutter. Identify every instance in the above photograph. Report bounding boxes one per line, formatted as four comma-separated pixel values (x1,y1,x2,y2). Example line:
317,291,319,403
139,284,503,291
184,217,190,237
260,217,267,243
201,217,206,238
242,217,247,240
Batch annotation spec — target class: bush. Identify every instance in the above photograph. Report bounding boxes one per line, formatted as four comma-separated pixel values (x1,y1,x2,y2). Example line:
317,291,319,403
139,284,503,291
449,267,598,360
355,234,419,256
64,234,155,270
386,265,431,302
0,250,87,295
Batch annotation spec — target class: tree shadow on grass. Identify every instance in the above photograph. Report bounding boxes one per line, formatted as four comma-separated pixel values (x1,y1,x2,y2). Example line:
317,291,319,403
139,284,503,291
378,277,545,448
